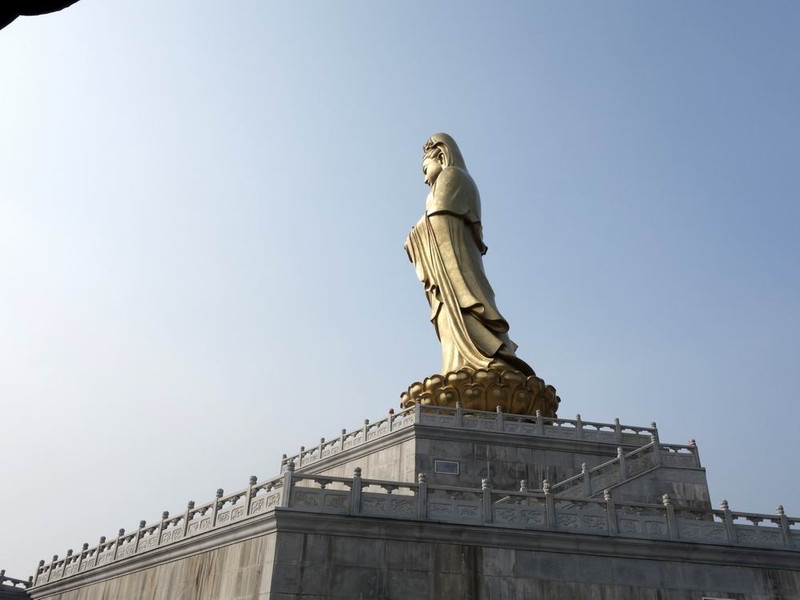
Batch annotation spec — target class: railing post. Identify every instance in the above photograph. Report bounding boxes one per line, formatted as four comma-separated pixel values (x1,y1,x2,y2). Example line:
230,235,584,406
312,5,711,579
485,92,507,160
48,556,57,583
663,494,678,539
113,529,124,559
35,560,45,585
689,439,701,467
720,500,736,543
482,478,492,524
650,422,659,445
614,418,622,443
183,501,195,536
543,480,555,529
95,538,105,565
388,409,394,432
246,476,257,516
581,463,591,496
362,419,369,443
519,480,528,494
777,505,792,548
414,400,422,423
456,401,463,428
339,428,347,452
64,550,73,573
417,473,428,519
651,435,661,467
617,447,628,480
604,489,618,536
298,446,305,468
77,543,88,572
575,414,583,439
157,513,169,546
212,490,224,527
133,523,144,553
281,461,295,508
350,467,363,515
535,410,544,436
495,405,504,430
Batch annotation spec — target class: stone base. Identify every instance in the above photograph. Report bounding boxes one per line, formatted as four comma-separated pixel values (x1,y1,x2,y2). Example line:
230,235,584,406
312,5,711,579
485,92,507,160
28,406,799,599
400,368,560,417
30,510,800,600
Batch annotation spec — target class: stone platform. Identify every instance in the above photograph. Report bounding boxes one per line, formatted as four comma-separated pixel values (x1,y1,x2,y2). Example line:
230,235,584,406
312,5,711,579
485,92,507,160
27,405,800,599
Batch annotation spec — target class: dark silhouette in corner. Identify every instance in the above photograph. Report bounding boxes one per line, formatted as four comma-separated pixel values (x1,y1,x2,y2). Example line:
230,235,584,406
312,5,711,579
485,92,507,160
1,1,81,32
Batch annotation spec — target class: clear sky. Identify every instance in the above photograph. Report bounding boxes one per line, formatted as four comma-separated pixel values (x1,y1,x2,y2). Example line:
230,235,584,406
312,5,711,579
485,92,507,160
1,0,798,579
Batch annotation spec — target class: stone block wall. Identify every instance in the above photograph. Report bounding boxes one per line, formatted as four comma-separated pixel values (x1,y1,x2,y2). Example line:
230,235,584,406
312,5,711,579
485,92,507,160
32,532,278,600
265,512,800,599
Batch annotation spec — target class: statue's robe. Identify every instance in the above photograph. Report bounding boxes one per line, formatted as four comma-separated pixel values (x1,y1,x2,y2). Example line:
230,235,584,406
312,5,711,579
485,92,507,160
405,166,533,376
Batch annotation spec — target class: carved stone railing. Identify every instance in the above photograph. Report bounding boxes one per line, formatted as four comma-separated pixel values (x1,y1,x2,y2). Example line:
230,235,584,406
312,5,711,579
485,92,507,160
32,473,287,587
548,440,701,498
281,404,659,471
0,570,32,590
32,464,800,588
281,408,417,469
285,471,799,550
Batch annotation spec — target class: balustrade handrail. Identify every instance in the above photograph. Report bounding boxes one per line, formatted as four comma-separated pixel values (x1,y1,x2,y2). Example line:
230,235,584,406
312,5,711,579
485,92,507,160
32,464,800,588
660,443,695,453
281,405,660,471
549,442,657,493
0,570,32,589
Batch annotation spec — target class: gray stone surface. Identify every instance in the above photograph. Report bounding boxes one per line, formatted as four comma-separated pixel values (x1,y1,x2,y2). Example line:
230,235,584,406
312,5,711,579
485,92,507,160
29,407,797,599
291,405,710,508
30,510,800,599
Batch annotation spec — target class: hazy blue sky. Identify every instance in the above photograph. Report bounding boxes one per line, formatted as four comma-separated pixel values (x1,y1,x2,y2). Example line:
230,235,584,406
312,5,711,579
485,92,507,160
1,1,798,579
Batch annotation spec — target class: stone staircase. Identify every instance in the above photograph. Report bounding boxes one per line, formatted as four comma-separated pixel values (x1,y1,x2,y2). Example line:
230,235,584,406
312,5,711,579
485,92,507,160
532,438,704,507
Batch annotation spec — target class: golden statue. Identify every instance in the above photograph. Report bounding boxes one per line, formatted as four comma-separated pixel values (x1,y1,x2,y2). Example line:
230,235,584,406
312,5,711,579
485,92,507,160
403,133,558,416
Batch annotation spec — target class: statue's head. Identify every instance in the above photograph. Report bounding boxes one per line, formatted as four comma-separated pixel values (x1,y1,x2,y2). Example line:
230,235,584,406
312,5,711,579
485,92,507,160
422,133,467,187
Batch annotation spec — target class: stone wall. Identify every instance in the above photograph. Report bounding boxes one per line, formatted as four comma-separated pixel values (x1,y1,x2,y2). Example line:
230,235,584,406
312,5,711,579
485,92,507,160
30,510,800,600
266,512,800,599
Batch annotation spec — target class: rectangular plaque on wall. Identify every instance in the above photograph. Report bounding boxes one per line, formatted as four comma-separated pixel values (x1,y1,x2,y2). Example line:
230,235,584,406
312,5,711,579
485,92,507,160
434,460,460,475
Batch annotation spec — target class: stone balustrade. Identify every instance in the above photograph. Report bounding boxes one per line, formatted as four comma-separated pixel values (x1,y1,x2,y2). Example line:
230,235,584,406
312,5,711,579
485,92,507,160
0,570,32,589
281,405,659,470
32,472,286,587
548,439,700,498
32,463,799,588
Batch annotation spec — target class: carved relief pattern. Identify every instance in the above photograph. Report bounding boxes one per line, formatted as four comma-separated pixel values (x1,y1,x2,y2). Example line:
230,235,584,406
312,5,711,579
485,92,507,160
429,502,455,517
138,536,158,552
457,504,480,520
390,498,414,516
678,523,724,541
619,518,639,534
294,491,322,508
162,529,183,544
363,497,388,513
323,493,348,511
521,509,545,526
660,453,695,467
643,522,666,536
736,527,782,546
583,515,607,530
495,508,519,524
556,514,579,529
250,490,282,515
